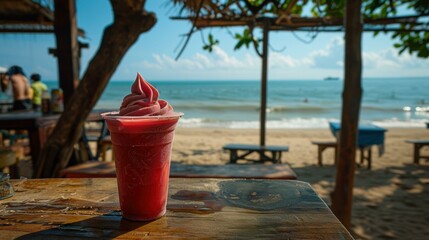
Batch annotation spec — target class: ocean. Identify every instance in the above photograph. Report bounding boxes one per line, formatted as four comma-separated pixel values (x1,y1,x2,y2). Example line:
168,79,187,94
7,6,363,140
45,77,428,129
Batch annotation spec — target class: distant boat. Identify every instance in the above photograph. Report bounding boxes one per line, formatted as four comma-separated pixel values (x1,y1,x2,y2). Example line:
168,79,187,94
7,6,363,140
324,77,340,81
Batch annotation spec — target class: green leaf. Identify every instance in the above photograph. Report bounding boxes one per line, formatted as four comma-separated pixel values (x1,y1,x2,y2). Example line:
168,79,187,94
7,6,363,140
234,40,244,50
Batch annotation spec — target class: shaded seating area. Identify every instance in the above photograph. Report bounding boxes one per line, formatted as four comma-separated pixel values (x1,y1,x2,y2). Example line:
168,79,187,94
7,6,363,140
223,144,289,164
60,161,297,180
0,110,112,178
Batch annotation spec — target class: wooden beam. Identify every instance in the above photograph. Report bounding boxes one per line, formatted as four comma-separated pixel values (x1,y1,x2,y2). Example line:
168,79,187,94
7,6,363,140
331,0,363,230
0,28,54,33
54,0,79,106
172,14,427,30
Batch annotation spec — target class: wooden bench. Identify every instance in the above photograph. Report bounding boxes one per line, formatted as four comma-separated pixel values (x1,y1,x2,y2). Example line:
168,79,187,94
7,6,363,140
223,144,289,164
311,141,373,169
311,141,338,166
405,140,429,164
60,161,297,180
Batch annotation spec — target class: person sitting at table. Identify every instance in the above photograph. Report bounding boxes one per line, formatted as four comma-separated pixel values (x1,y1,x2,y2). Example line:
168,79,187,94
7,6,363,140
6,66,32,111
30,73,48,111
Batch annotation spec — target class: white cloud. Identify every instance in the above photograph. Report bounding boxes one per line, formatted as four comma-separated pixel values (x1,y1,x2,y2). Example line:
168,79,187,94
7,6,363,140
310,37,345,68
363,51,400,69
133,38,428,80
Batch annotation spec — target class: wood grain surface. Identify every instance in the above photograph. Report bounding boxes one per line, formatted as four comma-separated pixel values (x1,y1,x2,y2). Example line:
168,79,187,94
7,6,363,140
0,178,353,239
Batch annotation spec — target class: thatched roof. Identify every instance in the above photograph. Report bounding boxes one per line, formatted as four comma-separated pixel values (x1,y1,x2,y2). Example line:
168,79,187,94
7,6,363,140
0,0,54,33
0,0,84,35
171,0,429,32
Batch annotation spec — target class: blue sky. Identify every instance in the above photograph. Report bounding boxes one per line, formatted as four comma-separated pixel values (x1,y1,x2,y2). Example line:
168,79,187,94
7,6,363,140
0,0,428,81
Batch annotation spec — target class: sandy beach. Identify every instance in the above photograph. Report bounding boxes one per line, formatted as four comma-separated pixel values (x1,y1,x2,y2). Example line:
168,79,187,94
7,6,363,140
170,127,429,240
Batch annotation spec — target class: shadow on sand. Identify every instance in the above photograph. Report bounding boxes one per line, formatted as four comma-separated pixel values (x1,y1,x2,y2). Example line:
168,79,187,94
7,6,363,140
292,162,428,240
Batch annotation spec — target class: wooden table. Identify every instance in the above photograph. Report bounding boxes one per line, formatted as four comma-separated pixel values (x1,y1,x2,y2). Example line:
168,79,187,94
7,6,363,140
405,139,429,164
223,143,289,164
0,110,108,173
0,111,59,167
60,162,298,180
0,178,353,239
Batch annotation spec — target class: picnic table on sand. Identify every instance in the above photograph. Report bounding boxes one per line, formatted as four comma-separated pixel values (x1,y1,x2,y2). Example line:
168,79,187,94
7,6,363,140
329,122,387,169
223,143,289,164
0,178,353,239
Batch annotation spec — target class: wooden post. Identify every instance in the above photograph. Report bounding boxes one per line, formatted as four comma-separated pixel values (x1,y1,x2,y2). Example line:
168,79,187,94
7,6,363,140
331,0,363,229
54,0,79,106
260,19,269,147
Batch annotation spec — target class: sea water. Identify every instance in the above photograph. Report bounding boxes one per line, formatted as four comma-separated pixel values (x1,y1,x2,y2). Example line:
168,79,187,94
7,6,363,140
44,77,428,129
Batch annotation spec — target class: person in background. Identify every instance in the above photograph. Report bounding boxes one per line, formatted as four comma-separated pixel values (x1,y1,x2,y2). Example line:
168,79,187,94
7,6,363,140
30,73,48,111
6,66,32,111
0,72,8,93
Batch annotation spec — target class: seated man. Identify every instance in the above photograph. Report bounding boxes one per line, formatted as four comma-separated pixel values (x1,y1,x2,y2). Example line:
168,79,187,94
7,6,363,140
6,66,32,111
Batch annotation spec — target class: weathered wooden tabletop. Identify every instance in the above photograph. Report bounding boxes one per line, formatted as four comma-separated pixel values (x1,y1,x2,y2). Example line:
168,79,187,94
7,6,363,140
0,178,353,239
61,162,298,180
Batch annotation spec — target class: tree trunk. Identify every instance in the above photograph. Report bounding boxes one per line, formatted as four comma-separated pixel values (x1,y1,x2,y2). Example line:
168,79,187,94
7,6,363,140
331,0,363,229
35,0,156,178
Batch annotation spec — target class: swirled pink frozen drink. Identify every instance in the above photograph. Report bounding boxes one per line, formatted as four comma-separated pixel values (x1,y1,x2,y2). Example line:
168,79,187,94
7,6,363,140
102,73,182,221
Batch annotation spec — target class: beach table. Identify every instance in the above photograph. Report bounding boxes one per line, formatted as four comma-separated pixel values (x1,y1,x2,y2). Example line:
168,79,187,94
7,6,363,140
60,162,298,180
405,123,429,164
0,110,108,174
0,178,353,239
329,122,387,169
223,144,289,164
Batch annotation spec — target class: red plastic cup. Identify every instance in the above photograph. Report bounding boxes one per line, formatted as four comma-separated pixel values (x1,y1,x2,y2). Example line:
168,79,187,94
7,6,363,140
102,112,183,221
